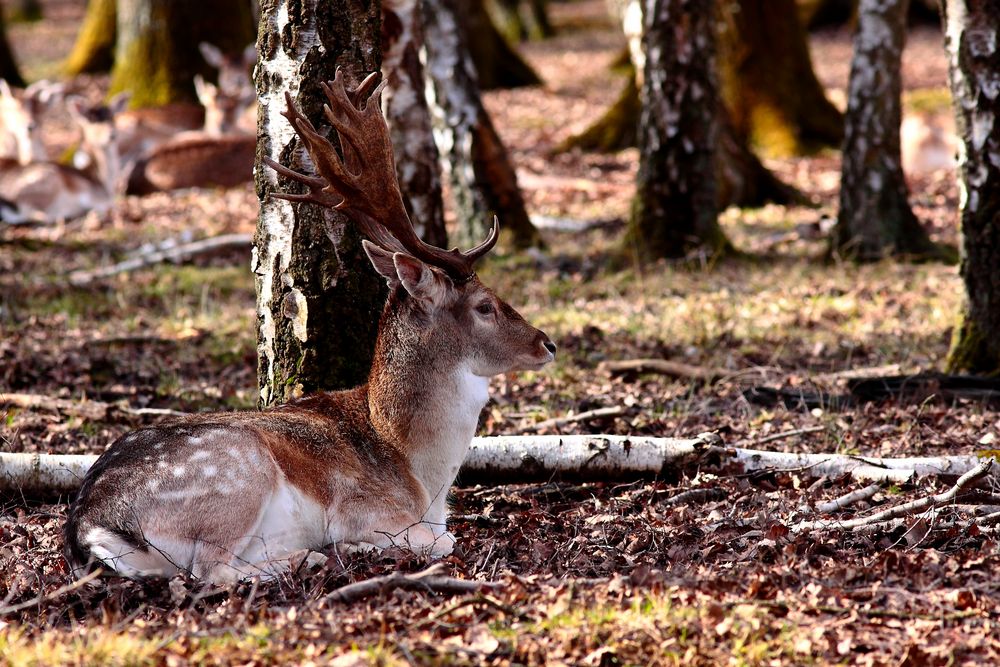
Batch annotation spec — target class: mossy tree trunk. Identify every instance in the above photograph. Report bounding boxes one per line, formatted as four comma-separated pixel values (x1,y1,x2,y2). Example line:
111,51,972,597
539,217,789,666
382,0,448,247
624,0,730,262
489,0,554,42
110,0,254,108
64,0,117,76
8,0,43,23
717,0,844,156
255,0,387,406
423,0,542,250
457,0,542,90
0,7,25,87
943,0,1000,375
834,0,941,261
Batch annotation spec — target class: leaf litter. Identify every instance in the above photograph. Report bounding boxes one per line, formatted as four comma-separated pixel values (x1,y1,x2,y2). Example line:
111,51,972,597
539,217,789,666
1,1,998,664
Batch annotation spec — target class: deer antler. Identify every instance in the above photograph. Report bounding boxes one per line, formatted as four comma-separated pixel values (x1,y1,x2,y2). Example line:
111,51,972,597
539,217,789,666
264,69,498,280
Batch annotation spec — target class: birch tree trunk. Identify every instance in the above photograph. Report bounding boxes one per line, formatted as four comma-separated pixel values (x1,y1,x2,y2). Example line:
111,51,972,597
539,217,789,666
623,0,729,261
64,0,116,75
254,0,387,406
0,7,24,88
110,0,254,108
943,0,1000,374
834,0,941,261
423,0,542,250
382,0,448,247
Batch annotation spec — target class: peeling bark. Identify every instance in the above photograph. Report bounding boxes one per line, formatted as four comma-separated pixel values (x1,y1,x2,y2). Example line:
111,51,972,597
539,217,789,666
624,0,730,261
64,0,116,75
381,0,448,247
422,0,542,250
254,0,387,406
943,0,1000,374
834,0,941,261
110,0,254,108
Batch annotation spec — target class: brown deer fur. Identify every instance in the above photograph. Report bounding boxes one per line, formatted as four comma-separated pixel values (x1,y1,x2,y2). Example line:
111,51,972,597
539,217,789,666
65,72,554,583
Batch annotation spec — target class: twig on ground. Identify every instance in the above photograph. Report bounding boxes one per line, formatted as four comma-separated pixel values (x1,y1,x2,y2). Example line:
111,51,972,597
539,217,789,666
68,233,252,286
739,426,826,447
599,359,730,382
792,460,994,534
1,393,109,420
514,406,627,434
660,487,726,507
0,569,103,616
816,483,883,514
325,563,497,604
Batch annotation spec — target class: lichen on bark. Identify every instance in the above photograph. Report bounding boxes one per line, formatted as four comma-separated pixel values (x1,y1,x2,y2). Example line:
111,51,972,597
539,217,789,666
942,0,1000,375
255,0,387,406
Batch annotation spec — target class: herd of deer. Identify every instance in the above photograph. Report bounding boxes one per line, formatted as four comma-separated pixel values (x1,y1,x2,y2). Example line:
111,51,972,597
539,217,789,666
0,43,256,225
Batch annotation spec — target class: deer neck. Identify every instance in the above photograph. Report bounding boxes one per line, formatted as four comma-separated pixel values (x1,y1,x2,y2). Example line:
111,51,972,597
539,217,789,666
366,300,489,522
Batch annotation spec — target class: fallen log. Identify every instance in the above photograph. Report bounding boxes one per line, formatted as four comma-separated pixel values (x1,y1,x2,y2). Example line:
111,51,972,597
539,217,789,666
1,434,993,495
68,233,252,286
599,359,730,382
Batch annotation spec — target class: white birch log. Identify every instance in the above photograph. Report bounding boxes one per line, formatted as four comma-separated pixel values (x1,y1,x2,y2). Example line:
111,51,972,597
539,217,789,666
1,434,994,494
0,453,97,496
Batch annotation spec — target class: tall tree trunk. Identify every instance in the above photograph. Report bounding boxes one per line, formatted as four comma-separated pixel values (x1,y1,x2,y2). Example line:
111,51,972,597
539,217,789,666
834,0,941,261
423,0,542,250
561,0,798,209
255,0,386,406
489,0,554,42
110,0,254,108
717,0,844,156
624,0,729,261
943,0,1000,375
0,7,24,87
458,0,542,90
382,0,448,247
64,0,117,76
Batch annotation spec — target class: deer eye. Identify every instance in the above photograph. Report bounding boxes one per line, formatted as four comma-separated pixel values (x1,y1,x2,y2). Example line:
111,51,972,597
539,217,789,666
475,302,494,315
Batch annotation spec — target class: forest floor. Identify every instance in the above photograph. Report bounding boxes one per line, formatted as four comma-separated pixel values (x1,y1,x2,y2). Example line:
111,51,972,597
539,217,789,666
2,1,999,665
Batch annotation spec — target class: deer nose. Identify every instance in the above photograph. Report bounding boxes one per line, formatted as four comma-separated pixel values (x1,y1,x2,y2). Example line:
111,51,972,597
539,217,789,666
542,339,557,355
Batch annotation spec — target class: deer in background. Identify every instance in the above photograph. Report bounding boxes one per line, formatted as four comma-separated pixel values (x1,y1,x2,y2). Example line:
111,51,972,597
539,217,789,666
0,79,63,165
122,43,257,194
65,70,556,583
0,94,126,224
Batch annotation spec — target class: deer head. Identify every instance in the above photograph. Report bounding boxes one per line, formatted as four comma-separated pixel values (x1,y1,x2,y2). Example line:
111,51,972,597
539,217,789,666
67,93,129,195
0,79,62,165
264,70,556,384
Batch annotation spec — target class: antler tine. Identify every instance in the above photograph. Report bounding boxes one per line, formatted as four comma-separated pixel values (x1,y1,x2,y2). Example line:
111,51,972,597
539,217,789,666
267,68,500,279
463,216,501,264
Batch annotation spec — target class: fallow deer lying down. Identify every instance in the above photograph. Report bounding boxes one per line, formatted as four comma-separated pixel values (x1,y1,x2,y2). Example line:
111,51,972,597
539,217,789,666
65,71,556,583
122,42,257,195
0,95,125,224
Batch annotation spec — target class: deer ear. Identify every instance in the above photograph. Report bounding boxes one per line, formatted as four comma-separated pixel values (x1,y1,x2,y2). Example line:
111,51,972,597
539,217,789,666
199,42,225,69
393,253,448,305
362,240,400,286
242,44,258,68
108,92,131,115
